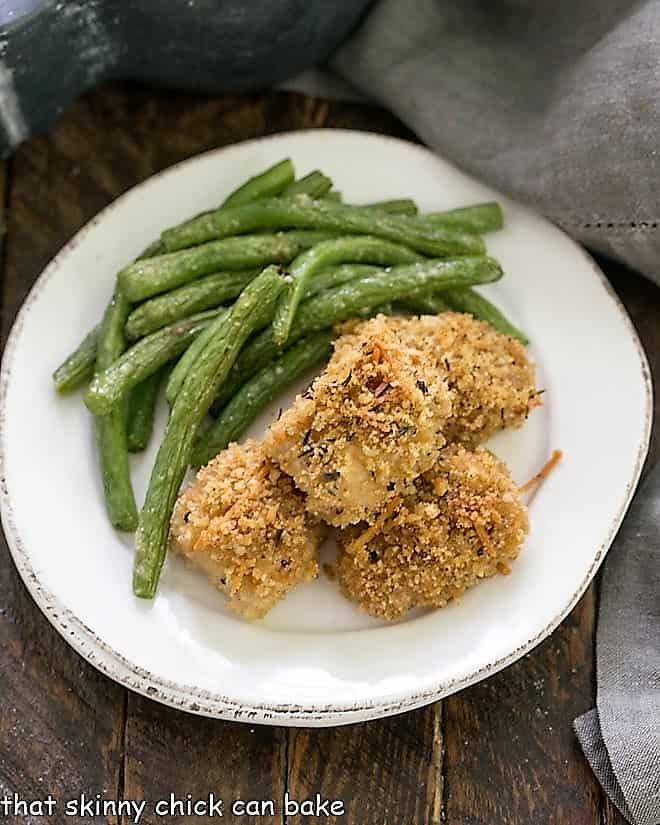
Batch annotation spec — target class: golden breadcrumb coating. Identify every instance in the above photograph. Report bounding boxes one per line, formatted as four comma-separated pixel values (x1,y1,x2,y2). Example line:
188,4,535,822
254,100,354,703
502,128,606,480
336,444,529,619
169,439,322,619
264,314,453,527
373,312,541,446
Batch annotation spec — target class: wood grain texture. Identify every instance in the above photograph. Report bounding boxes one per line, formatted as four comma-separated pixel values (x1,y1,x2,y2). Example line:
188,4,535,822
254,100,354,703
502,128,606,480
0,149,125,822
443,587,600,825
287,705,443,825
1,81,656,825
602,796,630,825
122,694,286,824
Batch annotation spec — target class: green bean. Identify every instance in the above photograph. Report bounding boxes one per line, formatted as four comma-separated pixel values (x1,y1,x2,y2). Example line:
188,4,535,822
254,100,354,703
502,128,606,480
303,263,379,299
399,292,452,315
52,324,99,393
132,265,286,598
54,232,175,390
126,368,165,452
283,171,332,198
202,263,376,413
285,256,501,335
85,309,223,416
400,284,528,343
361,198,418,216
55,165,298,382
128,260,381,346
212,256,502,410
444,287,528,343
95,405,138,531
119,230,338,302
193,331,333,466
188,260,374,412
272,236,422,347
222,159,294,209
92,288,138,531
125,269,258,339
161,195,485,257
421,202,503,234
136,166,289,265
136,239,166,261
165,320,218,405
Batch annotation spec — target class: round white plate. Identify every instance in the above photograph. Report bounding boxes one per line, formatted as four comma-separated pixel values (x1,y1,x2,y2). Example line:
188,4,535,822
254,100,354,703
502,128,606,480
0,130,652,726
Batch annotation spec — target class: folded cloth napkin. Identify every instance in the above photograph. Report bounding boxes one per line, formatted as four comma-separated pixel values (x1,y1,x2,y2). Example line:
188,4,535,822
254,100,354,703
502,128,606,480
329,0,660,284
573,460,660,825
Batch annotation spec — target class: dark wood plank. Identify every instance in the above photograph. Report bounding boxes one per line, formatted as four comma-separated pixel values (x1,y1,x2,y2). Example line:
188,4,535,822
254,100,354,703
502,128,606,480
0,142,126,820
443,586,600,825
286,704,443,825
602,796,629,825
122,695,286,824
262,90,417,141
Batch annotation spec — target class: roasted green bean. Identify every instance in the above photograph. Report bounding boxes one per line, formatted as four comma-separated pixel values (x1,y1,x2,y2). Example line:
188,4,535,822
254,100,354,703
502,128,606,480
119,230,338,302
401,284,528,343
125,269,258,339
85,309,223,415
161,195,485,256
212,256,502,410
132,265,286,599
421,202,503,234
126,368,165,452
165,264,379,407
222,159,294,208
399,292,452,315
193,331,333,466
303,263,379,299
134,162,293,268
164,320,217,405
92,288,138,531
361,198,418,216
54,228,177,389
283,170,332,198
136,239,166,261
444,287,528,343
52,324,99,393
272,235,422,346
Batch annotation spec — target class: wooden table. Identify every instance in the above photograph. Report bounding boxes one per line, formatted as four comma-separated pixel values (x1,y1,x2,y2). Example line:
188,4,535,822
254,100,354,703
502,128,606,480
1,83,656,825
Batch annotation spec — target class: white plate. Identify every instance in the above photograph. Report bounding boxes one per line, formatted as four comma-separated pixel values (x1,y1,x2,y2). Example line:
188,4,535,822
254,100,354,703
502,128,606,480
0,130,652,726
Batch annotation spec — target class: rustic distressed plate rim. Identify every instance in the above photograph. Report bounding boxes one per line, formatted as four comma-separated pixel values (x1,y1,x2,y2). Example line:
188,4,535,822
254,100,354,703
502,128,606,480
0,129,653,726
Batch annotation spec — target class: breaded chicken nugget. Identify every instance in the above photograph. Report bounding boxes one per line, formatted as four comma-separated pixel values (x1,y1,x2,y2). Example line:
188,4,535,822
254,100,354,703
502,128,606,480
381,312,541,445
336,444,528,619
264,315,453,527
170,439,322,619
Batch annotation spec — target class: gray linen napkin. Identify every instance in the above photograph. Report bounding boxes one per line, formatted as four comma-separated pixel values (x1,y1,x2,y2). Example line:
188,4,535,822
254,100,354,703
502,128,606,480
330,0,660,284
572,459,660,825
